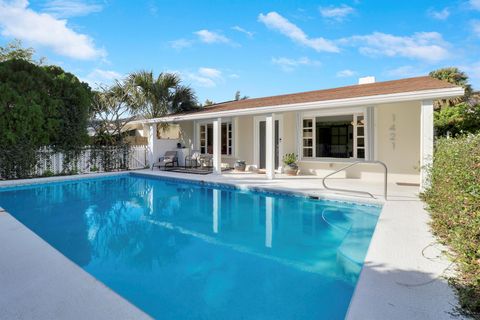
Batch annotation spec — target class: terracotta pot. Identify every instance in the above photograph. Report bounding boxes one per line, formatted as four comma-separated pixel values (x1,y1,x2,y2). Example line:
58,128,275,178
284,163,298,176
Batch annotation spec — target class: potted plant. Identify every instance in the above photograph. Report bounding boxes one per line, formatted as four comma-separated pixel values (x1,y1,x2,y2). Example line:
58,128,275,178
283,153,298,176
234,160,246,172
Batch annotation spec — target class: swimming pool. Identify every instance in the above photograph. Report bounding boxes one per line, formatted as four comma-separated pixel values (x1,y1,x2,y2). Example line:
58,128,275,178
0,173,381,319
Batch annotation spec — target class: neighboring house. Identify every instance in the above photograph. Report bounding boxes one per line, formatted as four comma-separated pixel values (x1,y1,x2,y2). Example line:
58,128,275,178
88,120,148,145
133,76,464,190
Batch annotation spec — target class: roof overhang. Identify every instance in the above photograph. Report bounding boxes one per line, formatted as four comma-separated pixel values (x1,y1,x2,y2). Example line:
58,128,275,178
133,86,464,124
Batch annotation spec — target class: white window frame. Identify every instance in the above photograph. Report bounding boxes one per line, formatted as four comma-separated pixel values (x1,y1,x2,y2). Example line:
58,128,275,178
194,119,234,157
298,107,372,162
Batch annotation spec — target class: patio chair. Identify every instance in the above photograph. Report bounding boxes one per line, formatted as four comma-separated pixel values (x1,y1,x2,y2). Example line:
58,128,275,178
198,154,213,168
151,151,178,170
185,150,201,169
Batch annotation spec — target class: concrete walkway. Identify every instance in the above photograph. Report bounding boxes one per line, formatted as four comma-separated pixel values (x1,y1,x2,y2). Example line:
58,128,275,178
0,170,462,319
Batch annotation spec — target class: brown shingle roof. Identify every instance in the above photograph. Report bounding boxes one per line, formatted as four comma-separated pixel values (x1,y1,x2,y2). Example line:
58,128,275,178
181,76,457,117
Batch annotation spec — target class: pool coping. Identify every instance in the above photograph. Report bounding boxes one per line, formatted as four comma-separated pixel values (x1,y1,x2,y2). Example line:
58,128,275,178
0,170,461,320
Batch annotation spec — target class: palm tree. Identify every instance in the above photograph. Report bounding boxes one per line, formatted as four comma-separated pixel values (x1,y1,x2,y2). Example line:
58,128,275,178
126,71,198,119
429,67,472,109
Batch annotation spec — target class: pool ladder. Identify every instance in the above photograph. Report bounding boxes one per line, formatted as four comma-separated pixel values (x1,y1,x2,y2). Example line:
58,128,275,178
321,161,388,200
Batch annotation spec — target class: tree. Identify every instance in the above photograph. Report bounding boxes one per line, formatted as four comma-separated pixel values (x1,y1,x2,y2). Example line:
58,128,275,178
126,71,198,119
0,59,92,178
234,90,248,101
90,82,133,146
0,39,45,64
429,67,472,109
429,67,480,137
434,102,480,137
203,99,215,106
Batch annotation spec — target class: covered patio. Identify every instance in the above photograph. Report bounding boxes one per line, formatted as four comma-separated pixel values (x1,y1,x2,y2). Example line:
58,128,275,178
134,76,464,193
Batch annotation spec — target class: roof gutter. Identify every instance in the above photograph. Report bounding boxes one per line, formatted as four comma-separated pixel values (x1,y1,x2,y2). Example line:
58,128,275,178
133,86,464,124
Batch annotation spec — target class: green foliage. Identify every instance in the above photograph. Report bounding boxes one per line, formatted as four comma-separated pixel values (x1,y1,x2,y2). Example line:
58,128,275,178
429,67,472,109
90,83,132,146
434,102,480,137
127,71,198,118
423,134,480,316
282,153,298,165
234,90,248,101
0,59,92,179
0,39,46,65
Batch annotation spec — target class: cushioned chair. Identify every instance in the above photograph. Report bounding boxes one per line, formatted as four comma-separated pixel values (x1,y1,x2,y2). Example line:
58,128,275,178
185,150,201,169
151,151,178,170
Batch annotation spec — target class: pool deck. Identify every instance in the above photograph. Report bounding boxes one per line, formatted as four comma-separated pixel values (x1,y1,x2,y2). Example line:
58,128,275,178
0,170,462,320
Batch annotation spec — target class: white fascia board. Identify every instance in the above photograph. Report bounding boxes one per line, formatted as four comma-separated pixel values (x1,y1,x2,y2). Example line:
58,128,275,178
135,87,464,124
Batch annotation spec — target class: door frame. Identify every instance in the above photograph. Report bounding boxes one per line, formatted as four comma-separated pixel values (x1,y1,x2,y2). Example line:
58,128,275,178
253,114,284,171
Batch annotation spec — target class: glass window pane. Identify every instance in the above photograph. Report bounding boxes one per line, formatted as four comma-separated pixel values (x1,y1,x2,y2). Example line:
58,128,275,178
303,139,313,147
303,148,313,157
358,138,365,147
357,148,365,158
357,126,364,136
303,119,312,127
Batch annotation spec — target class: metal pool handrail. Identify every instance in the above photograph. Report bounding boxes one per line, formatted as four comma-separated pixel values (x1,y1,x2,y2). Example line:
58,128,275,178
321,161,388,200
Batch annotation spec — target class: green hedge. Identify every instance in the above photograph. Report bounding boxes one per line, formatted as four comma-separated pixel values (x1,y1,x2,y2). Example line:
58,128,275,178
423,134,480,316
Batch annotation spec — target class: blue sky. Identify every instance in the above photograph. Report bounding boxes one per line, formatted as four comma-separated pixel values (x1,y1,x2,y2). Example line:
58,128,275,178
1,0,479,103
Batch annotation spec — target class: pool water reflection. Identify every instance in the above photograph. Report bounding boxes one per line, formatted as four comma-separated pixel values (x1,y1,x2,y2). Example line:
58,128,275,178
0,174,381,320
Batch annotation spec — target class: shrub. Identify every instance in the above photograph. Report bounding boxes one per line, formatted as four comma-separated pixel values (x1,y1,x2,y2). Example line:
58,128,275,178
282,153,298,166
423,134,480,316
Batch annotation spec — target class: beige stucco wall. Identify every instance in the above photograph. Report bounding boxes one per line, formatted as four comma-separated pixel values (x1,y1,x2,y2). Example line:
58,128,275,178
171,101,421,183
179,121,194,149
235,115,254,164
297,102,421,183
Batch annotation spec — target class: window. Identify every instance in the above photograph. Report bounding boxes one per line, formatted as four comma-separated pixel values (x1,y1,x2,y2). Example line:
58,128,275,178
199,122,233,156
302,113,366,159
302,119,313,157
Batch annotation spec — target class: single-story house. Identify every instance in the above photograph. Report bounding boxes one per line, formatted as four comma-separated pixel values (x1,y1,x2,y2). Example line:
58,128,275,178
133,76,464,190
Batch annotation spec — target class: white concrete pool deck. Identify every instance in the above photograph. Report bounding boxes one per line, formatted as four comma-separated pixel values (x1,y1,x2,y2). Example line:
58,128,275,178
0,170,462,320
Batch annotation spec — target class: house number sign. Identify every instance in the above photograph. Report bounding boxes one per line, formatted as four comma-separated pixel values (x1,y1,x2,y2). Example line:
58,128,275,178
389,114,396,150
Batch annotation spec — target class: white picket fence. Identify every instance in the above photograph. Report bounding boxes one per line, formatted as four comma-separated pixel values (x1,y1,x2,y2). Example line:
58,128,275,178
34,145,148,176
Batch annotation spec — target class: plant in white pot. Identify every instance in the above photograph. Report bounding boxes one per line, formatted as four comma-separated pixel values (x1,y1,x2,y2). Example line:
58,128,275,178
283,153,298,176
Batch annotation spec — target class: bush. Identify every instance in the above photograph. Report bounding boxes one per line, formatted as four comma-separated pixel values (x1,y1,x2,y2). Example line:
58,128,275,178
0,59,92,179
423,134,480,316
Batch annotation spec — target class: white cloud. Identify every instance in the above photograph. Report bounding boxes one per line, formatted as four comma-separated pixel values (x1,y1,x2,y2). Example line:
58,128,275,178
194,29,231,44
385,65,421,77
272,57,321,72
198,67,222,79
258,11,339,53
82,68,122,88
232,25,254,37
344,32,450,62
427,7,450,20
169,38,193,49
469,0,480,10
336,69,356,77
228,73,240,79
0,0,105,60
472,20,480,37
319,5,355,21
186,67,223,88
42,0,102,18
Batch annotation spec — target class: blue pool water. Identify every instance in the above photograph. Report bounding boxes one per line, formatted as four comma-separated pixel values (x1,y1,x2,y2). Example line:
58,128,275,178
0,174,381,319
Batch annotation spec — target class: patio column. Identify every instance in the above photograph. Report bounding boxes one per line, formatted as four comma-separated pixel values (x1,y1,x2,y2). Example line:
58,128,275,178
213,117,222,174
147,123,157,168
420,100,434,191
265,113,275,180
213,189,221,233
265,196,273,248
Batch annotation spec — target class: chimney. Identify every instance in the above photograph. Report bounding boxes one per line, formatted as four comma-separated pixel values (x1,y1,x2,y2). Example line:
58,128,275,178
358,76,376,85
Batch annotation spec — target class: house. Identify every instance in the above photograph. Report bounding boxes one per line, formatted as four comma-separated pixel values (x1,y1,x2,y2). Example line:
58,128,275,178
134,76,464,190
